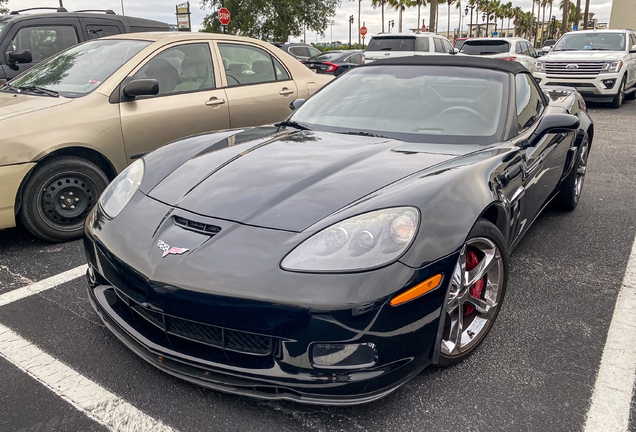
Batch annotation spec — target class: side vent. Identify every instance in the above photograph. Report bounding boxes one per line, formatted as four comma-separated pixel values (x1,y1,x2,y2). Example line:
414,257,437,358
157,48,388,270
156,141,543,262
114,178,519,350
173,216,221,236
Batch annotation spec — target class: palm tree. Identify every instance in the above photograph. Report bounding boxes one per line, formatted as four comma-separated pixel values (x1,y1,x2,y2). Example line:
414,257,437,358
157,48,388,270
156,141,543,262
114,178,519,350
388,0,412,33
412,0,428,31
512,6,524,37
560,0,569,34
371,0,388,33
583,0,590,29
503,2,514,37
546,0,554,36
429,0,438,35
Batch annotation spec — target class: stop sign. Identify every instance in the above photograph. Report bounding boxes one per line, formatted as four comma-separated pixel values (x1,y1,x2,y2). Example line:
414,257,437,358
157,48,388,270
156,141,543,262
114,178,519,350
360,26,368,37
218,7,231,26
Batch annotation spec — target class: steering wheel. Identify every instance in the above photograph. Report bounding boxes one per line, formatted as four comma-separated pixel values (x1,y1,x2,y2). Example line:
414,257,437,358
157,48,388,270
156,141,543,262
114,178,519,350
439,106,490,127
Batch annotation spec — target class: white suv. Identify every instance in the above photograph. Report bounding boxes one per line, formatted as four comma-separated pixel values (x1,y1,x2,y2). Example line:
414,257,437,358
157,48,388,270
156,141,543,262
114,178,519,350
533,29,636,108
459,37,539,72
364,33,455,62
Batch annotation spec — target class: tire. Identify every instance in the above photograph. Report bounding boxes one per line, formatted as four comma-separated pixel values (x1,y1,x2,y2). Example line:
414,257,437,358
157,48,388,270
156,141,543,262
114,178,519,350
554,133,589,211
437,219,509,367
18,156,109,242
610,77,626,108
625,86,636,101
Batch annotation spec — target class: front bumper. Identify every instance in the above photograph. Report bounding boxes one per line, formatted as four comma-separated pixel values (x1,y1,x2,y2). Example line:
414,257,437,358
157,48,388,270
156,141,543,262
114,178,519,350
534,71,623,100
0,163,35,229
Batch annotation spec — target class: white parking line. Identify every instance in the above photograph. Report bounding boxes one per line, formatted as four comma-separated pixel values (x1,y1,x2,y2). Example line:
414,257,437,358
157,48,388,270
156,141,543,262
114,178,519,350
585,236,636,432
0,324,175,432
0,265,86,307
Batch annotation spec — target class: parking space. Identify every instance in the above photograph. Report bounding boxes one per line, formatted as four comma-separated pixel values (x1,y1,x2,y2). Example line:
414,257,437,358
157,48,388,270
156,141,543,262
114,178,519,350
0,101,635,431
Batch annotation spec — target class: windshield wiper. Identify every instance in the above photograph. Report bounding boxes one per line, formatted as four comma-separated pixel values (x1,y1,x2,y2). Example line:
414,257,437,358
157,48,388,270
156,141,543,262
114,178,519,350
275,120,311,130
17,85,59,97
0,83,19,93
380,47,393,51
339,131,393,139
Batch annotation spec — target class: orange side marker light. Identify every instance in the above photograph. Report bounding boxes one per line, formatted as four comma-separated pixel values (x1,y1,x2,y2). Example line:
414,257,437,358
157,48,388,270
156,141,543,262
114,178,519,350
390,274,443,307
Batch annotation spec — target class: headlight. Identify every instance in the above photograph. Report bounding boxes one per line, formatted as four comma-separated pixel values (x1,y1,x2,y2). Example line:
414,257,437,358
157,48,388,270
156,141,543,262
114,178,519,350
281,207,419,272
601,61,623,73
99,159,144,218
535,61,545,72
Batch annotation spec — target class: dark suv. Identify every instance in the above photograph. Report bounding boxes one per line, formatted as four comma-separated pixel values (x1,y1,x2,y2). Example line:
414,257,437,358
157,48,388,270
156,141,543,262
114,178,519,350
272,42,321,61
0,7,170,83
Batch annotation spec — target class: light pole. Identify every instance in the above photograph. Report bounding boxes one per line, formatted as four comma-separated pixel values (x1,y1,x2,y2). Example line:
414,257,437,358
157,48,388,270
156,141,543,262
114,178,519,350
349,15,354,49
58,0,64,7
358,0,362,47
120,0,125,15
388,20,395,33
465,5,474,38
329,20,336,45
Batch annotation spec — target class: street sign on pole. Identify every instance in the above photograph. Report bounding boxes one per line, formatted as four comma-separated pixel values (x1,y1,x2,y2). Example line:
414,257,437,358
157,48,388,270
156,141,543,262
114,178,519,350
218,7,231,26
360,25,367,37
175,2,191,32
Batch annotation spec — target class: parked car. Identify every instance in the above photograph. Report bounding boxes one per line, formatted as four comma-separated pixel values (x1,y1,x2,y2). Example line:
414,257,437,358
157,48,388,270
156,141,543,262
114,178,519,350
459,37,539,71
0,7,170,84
541,39,557,53
84,55,592,405
533,29,636,108
303,50,364,76
272,42,321,62
364,33,455,62
0,33,332,242
454,37,468,50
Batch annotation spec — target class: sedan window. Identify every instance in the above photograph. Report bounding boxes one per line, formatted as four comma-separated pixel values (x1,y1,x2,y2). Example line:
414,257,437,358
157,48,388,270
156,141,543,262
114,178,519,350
219,43,281,86
461,40,510,55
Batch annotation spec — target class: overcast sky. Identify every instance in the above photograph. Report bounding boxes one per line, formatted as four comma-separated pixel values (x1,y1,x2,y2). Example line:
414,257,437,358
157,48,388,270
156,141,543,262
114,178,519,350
7,0,614,42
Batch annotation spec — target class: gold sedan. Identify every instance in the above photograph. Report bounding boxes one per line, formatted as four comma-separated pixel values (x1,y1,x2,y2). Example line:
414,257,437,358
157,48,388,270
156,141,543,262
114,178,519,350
0,32,332,242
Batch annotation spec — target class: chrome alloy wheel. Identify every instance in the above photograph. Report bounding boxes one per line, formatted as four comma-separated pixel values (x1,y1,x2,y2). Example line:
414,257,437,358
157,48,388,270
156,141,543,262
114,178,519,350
441,237,504,357
574,138,589,202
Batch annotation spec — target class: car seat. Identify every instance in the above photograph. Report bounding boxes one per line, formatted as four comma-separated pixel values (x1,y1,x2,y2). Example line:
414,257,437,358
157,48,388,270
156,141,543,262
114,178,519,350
173,56,213,92
247,59,275,83
144,58,180,94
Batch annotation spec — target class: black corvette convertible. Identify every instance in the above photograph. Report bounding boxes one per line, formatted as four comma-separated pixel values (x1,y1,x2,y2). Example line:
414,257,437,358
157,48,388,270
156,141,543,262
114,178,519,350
84,56,593,405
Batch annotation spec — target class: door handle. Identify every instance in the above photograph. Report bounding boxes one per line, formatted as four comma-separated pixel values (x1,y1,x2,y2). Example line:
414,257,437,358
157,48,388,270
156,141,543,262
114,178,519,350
205,97,226,106
279,88,295,96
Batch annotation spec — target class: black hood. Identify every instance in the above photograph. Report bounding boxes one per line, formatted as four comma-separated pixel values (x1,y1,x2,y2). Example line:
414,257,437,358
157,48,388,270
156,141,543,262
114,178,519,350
146,129,475,232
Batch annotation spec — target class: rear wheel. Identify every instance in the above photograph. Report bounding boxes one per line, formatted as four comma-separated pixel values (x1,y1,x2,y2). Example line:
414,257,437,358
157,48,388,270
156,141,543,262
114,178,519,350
18,156,109,242
610,77,626,108
438,219,509,367
554,134,589,211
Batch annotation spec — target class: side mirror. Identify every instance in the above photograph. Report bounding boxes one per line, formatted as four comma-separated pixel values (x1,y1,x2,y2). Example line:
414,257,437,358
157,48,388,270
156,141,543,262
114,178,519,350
122,79,159,98
531,113,580,141
631,44,636,53
7,49,32,64
536,50,545,57
451,48,459,54
289,98,305,111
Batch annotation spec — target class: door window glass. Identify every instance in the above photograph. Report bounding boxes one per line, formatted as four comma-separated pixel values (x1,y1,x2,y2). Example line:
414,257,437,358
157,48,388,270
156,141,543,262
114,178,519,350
349,54,363,64
8,26,79,62
219,43,280,86
132,43,215,95
434,38,445,53
516,73,544,132
442,39,454,53
630,34,636,50
415,37,430,52
527,43,537,57
520,42,531,56
308,46,321,57
86,25,122,40
273,57,290,80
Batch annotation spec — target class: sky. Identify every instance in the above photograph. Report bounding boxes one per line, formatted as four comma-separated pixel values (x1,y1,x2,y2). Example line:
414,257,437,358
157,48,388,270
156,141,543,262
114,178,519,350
7,0,615,43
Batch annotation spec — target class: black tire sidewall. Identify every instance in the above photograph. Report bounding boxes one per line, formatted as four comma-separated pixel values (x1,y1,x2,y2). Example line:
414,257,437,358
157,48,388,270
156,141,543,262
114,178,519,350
611,77,626,108
555,133,588,211
18,156,109,242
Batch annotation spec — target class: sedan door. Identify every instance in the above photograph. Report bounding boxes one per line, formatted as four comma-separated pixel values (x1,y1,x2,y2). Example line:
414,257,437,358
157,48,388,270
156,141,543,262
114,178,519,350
119,41,230,159
216,42,298,128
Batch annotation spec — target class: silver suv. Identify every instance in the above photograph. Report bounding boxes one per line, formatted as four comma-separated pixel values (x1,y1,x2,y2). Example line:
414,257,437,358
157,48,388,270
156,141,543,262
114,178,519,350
364,33,455,62
533,29,636,108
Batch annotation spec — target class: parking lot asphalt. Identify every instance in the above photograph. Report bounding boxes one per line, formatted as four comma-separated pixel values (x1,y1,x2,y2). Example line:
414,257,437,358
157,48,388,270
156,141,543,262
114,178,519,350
1,101,635,432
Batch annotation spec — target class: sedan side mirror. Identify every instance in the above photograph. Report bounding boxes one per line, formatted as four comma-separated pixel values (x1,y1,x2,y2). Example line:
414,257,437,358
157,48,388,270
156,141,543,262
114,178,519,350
531,113,580,141
631,44,636,53
7,49,32,64
289,99,305,111
123,79,159,98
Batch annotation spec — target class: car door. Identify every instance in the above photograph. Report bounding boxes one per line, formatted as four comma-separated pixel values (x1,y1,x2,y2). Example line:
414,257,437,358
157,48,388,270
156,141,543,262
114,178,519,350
0,18,81,81
119,41,230,160
515,73,571,231
216,41,298,128
628,33,636,88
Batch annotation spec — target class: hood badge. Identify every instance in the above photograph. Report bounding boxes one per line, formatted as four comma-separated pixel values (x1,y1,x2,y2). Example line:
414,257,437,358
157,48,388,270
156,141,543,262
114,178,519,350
157,240,189,258
566,64,579,69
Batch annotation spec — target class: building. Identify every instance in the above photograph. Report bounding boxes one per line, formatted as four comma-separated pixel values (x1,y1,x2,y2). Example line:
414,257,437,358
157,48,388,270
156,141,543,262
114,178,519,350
610,0,636,30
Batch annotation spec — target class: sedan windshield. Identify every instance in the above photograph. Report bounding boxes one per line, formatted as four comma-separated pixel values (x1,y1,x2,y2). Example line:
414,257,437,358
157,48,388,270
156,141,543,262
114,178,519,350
552,32,626,51
289,65,508,145
6,39,151,98
460,40,510,55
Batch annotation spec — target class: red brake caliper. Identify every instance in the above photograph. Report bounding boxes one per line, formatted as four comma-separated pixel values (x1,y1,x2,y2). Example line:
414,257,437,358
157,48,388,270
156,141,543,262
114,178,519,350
464,250,485,316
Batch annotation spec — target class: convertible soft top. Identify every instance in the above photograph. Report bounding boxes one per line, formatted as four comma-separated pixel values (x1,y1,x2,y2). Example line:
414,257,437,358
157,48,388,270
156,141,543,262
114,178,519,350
367,54,529,75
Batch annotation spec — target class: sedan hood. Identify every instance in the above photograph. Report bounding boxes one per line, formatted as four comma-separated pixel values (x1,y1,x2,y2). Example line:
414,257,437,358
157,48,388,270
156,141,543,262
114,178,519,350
0,92,73,121
147,130,475,232
544,51,625,61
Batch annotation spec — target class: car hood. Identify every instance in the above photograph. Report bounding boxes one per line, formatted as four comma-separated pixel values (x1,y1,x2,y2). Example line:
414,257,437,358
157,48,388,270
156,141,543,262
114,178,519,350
146,129,477,232
544,51,625,61
0,92,73,121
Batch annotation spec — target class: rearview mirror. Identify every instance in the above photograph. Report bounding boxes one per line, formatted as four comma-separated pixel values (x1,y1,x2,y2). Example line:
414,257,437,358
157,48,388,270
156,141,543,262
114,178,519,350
289,99,305,111
123,79,159,98
531,113,580,141
7,50,32,64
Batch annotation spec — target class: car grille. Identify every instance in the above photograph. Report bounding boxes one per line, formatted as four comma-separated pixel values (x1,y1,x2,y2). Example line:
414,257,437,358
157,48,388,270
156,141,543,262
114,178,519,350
173,216,221,236
117,288,273,356
545,62,606,76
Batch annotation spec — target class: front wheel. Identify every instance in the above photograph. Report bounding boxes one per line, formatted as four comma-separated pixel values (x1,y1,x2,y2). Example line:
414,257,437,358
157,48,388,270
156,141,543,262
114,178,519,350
610,77,626,108
18,156,109,242
437,219,509,367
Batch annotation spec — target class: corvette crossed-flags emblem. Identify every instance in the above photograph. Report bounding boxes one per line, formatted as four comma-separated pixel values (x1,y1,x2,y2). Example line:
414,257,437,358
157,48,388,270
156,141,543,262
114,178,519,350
157,240,189,258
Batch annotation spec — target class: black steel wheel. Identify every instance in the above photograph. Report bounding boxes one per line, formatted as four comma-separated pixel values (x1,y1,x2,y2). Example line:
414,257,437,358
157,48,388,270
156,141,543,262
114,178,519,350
18,156,109,242
437,219,509,367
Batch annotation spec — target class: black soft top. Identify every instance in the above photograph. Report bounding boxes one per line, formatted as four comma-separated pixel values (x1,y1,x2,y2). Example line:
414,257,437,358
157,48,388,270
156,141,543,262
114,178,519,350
366,55,529,75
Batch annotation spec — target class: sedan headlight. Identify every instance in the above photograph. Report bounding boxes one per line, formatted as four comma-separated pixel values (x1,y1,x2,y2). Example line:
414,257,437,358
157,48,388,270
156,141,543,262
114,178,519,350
281,207,419,272
600,61,623,73
535,61,546,73
99,159,144,218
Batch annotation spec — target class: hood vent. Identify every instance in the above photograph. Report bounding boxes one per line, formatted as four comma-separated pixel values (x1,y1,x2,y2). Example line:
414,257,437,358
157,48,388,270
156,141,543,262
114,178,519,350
174,216,221,236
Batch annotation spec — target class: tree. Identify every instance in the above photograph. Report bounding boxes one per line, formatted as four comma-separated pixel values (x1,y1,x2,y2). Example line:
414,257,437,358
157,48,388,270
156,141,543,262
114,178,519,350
200,0,340,42
0,0,8,14
388,0,412,33
371,0,388,33
429,0,438,35
560,0,569,34
582,0,590,29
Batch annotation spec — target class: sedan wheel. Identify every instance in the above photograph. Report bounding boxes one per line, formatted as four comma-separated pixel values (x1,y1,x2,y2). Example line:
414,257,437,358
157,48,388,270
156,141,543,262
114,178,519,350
438,220,508,366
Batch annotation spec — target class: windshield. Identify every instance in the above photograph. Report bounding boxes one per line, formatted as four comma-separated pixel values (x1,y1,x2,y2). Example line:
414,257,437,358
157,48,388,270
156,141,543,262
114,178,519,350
6,39,151,98
289,65,508,145
552,32,626,51
308,52,345,62
367,37,415,52
460,40,510,55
